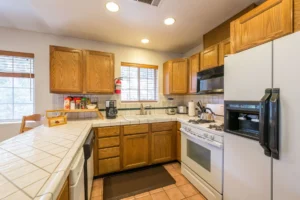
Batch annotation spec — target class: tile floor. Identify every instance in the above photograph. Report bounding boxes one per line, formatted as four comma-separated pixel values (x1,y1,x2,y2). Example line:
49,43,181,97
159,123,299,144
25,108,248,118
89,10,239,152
91,162,206,200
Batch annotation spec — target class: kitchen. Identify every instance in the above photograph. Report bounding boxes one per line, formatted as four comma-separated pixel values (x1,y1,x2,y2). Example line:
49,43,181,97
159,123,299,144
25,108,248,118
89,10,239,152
0,0,300,200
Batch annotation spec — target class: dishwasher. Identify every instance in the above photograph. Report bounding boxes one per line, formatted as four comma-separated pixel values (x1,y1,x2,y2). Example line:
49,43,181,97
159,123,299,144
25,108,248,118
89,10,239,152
83,130,95,200
69,148,85,200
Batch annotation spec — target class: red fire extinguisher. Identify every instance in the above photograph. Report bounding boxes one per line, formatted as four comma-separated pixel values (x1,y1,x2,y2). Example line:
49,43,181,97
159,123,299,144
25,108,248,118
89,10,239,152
115,77,122,94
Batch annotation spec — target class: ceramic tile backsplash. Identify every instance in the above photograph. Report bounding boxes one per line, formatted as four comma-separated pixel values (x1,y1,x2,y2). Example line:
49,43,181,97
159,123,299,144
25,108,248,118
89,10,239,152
52,93,184,119
183,94,224,105
52,93,224,119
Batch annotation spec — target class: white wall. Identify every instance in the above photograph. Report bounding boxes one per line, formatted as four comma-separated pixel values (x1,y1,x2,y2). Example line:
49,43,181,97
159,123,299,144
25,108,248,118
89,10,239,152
0,27,182,141
183,43,204,58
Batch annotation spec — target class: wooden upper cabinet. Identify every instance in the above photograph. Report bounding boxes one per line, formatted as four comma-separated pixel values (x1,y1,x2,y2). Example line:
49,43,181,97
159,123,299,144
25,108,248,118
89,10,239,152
218,38,231,66
295,0,300,32
188,53,200,94
123,133,149,170
201,44,219,71
85,50,114,93
50,46,115,94
50,46,83,93
163,59,188,95
231,0,293,53
151,131,173,164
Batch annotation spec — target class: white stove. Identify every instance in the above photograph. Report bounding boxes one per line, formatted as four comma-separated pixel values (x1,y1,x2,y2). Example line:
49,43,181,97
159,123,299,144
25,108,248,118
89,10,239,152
180,122,223,148
180,117,224,200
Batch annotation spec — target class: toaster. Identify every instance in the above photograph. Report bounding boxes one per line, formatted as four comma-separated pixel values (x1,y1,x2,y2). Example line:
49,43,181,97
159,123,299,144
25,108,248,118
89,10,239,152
177,106,188,114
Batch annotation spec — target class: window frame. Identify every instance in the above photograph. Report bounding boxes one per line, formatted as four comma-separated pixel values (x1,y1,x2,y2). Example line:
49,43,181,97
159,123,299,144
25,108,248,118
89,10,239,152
121,62,158,102
0,50,35,122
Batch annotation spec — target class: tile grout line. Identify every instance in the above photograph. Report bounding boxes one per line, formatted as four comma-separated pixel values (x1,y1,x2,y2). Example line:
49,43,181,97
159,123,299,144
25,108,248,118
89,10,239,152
0,124,91,199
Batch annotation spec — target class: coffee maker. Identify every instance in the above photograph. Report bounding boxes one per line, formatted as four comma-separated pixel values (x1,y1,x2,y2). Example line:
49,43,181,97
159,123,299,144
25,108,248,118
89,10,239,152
105,100,118,119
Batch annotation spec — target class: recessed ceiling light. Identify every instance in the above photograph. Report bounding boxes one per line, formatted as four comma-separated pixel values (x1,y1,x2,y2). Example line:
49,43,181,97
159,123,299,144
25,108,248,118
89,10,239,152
106,2,119,12
141,39,149,44
164,18,175,25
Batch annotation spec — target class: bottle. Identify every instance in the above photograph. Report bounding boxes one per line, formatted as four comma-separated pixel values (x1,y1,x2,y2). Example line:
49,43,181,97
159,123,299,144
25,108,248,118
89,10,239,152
64,97,71,110
74,97,81,109
81,97,87,109
70,100,75,110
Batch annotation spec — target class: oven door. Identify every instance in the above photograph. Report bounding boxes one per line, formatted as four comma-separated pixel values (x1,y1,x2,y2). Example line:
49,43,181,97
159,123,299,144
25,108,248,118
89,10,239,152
181,129,223,194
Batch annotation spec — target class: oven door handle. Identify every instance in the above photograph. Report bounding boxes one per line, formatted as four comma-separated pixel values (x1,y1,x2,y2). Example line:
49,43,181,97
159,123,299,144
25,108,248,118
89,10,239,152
180,128,223,149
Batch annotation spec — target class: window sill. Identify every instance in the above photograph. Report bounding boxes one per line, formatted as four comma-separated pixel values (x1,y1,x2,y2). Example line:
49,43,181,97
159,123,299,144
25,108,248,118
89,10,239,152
121,101,158,103
0,121,22,125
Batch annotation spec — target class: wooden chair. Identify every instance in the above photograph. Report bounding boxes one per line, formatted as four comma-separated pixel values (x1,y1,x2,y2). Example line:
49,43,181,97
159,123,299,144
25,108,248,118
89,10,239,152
19,114,42,134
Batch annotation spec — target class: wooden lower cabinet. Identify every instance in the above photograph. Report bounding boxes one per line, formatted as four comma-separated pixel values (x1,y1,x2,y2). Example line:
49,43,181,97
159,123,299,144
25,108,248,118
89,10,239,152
151,131,173,164
177,122,181,162
57,177,69,200
122,133,149,170
98,147,120,159
99,157,120,175
177,131,181,162
94,123,180,176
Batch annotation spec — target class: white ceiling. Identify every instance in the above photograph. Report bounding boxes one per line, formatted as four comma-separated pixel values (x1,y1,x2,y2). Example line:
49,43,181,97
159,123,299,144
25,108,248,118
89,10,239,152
0,0,256,53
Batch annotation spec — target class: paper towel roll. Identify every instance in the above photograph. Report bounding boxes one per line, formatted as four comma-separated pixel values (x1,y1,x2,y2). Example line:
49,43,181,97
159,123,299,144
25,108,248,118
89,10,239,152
188,101,195,116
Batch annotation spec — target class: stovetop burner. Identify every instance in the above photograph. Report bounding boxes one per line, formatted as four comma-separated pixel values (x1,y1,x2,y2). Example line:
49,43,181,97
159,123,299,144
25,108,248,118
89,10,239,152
188,119,215,124
208,124,224,131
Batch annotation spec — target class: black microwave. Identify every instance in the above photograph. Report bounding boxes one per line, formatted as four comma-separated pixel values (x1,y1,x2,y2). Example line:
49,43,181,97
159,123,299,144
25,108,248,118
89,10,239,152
197,65,224,94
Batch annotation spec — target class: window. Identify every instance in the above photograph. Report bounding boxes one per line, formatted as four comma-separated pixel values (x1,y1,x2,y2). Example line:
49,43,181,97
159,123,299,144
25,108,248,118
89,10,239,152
0,51,34,121
121,62,158,102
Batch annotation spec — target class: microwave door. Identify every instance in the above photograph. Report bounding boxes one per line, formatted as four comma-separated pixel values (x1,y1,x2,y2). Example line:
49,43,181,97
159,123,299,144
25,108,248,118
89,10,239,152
259,88,272,157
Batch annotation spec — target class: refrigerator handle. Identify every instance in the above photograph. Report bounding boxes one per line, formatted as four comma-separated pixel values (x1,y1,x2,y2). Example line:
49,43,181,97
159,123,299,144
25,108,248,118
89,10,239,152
259,88,272,157
269,88,280,160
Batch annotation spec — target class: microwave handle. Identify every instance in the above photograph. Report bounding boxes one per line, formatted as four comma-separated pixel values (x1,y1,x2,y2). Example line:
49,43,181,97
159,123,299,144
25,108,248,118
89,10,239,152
259,88,272,157
269,88,280,160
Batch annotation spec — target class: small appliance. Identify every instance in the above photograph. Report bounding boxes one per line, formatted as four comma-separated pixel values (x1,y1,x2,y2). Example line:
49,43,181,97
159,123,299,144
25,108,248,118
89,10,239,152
165,97,176,115
197,65,224,94
177,106,188,114
105,100,118,119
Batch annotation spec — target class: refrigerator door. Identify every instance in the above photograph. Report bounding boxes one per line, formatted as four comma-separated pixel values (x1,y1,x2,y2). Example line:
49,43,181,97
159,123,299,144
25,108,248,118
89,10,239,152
224,42,272,101
273,32,300,200
224,42,273,200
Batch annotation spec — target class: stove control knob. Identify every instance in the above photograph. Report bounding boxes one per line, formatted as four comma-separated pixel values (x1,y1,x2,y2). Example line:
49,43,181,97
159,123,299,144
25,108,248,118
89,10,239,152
204,133,208,138
209,135,215,140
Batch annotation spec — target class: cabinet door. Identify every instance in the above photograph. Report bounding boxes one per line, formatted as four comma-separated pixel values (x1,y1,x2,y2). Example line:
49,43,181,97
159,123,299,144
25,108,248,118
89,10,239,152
50,46,83,93
123,134,149,170
177,130,181,162
201,44,219,71
85,50,114,93
218,38,231,66
188,54,200,93
151,131,173,164
231,0,292,53
295,0,300,32
57,177,69,200
163,61,171,95
171,59,188,94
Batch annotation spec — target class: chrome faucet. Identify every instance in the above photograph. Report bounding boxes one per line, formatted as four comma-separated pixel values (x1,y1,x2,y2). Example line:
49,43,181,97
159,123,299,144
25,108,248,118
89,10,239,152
140,104,152,115
140,103,145,115
145,105,152,115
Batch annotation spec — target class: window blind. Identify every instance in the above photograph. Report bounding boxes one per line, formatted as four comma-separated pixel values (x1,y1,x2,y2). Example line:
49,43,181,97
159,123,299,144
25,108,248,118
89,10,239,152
121,62,158,102
0,50,35,121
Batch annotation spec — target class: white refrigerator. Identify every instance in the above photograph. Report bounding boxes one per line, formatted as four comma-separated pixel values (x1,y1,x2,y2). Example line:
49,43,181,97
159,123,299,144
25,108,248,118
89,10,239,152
223,31,300,200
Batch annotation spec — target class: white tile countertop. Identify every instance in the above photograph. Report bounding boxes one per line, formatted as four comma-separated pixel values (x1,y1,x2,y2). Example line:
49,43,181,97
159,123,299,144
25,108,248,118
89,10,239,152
0,114,223,200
